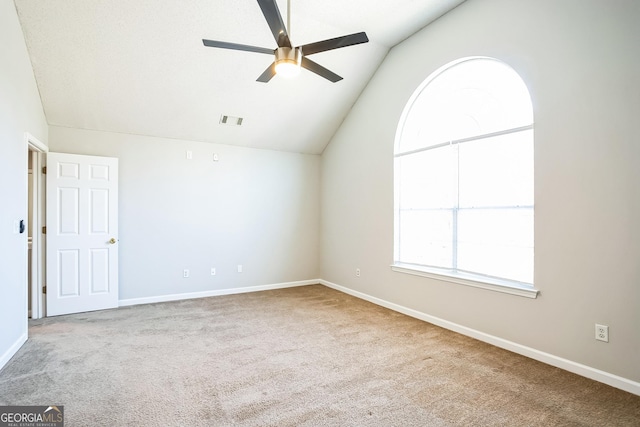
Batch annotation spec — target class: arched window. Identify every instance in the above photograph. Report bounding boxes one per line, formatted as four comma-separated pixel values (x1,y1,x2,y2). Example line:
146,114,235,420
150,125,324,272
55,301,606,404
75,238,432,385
393,57,534,292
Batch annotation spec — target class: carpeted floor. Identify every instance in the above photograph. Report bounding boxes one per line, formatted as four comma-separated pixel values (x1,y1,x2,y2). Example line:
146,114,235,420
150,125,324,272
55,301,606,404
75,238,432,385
0,285,638,426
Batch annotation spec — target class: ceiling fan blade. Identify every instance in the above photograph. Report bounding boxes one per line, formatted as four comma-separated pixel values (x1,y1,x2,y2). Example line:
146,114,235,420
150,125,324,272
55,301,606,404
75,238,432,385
257,62,277,83
301,57,343,83
300,32,369,56
203,39,274,55
257,0,292,48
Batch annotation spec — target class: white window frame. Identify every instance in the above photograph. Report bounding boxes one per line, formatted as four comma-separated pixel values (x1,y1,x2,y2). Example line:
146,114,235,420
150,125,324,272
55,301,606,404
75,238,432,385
392,57,539,299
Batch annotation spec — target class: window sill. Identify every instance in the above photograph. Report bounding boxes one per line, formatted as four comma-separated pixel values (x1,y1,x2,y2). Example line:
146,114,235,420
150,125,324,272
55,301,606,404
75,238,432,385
391,263,539,299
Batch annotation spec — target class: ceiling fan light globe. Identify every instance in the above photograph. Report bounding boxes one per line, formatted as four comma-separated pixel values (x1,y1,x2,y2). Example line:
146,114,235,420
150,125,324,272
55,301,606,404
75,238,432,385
275,60,301,78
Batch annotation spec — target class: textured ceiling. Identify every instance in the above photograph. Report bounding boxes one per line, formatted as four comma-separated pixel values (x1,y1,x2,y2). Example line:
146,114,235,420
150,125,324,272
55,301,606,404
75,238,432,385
15,0,464,154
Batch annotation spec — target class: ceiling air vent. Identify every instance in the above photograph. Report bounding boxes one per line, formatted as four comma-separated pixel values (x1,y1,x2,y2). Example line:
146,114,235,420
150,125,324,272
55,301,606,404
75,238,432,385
220,115,243,126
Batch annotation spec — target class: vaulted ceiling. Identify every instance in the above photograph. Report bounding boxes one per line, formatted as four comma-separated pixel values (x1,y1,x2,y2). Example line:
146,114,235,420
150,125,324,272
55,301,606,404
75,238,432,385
15,0,465,154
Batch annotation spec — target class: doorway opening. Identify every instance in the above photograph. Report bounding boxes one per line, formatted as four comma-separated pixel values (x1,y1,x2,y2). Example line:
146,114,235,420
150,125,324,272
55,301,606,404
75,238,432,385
28,149,33,317
26,133,47,319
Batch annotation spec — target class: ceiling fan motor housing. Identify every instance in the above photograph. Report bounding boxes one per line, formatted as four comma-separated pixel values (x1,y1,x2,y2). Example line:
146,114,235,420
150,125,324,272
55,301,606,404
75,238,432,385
275,47,302,67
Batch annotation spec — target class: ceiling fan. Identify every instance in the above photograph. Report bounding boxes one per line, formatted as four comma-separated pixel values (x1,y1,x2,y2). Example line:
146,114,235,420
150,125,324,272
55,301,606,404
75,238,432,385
202,0,369,83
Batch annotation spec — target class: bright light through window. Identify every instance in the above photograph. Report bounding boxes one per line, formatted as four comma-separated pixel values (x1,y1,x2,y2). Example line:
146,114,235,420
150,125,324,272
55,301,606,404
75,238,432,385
394,57,534,286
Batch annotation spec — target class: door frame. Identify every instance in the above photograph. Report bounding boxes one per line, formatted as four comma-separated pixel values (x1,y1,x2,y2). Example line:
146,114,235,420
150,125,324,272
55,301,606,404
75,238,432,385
25,132,47,319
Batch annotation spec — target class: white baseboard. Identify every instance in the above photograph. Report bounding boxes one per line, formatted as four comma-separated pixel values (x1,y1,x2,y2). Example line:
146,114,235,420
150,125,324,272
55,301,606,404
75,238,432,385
119,279,319,307
320,279,640,397
0,332,28,372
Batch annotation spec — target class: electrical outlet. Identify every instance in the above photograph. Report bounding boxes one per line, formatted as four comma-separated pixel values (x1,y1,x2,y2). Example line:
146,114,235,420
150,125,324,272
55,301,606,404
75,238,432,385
183,269,190,278
211,268,216,276
237,265,243,273
356,268,361,277
186,150,193,160
595,324,609,342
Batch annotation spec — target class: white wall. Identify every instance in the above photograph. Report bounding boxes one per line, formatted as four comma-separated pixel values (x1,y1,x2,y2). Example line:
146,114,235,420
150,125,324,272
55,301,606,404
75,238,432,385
321,0,640,387
0,2,48,367
49,127,320,302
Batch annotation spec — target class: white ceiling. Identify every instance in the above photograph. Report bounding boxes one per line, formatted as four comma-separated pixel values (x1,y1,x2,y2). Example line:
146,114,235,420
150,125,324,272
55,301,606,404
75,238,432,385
15,0,465,154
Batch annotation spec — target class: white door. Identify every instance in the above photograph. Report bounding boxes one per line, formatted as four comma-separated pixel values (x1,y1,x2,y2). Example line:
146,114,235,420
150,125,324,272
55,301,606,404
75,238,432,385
46,152,119,316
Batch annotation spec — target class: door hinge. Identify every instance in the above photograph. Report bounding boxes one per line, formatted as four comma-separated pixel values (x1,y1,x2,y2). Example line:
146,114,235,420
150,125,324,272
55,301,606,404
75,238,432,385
42,286,47,294
42,166,47,174
42,226,46,234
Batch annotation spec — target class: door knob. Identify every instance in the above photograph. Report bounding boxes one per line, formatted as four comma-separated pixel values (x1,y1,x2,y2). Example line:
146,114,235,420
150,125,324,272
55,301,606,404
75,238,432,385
109,238,117,244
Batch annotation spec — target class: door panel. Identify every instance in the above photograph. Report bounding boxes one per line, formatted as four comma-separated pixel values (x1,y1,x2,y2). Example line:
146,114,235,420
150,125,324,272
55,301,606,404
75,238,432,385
58,249,80,296
46,152,118,316
58,187,79,234
89,248,109,293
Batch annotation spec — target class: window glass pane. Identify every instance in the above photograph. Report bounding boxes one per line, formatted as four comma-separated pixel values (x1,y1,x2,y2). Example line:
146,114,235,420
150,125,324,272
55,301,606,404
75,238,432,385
458,130,533,208
457,208,533,283
397,146,456,210
398,58,533,153
399,209,453,268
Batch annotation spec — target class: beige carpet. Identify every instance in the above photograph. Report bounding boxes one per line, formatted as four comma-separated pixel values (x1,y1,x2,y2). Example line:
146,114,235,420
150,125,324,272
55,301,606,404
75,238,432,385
0,285,638,426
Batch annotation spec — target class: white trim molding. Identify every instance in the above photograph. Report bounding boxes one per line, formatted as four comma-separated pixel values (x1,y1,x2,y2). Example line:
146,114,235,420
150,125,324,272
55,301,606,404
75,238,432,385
320,279,640,397
0,332,28,371
392,263,539,299
24,132,48,152
119,279,319,307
